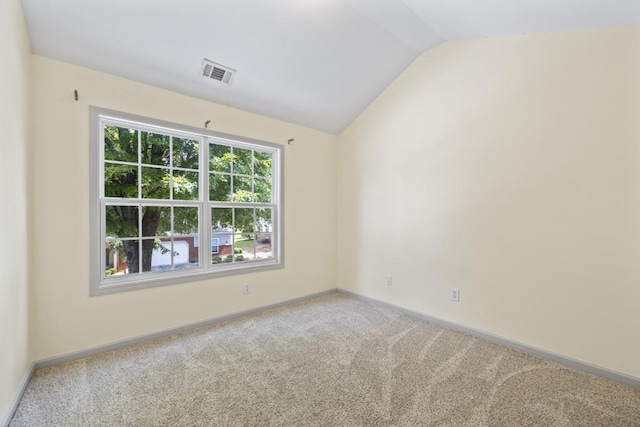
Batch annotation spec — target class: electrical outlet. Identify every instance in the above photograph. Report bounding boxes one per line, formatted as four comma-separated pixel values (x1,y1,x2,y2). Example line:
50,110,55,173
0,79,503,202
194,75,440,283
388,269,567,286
386,275,393,286
450,288,460,302
243,283,251,294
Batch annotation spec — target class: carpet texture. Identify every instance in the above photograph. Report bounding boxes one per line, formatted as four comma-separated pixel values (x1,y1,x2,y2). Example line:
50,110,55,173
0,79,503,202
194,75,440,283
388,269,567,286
11,293,640,426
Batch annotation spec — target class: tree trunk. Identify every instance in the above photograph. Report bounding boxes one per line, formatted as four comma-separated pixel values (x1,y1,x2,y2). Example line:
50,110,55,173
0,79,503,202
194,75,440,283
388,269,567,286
122,239,139,274
141,207,161,272
116,206,162,274
118,206,139,273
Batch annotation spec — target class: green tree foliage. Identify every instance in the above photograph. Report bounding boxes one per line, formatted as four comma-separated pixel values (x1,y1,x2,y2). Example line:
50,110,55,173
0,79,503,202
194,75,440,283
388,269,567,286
104,126,199,273
209,144,272,233
104,126,273,274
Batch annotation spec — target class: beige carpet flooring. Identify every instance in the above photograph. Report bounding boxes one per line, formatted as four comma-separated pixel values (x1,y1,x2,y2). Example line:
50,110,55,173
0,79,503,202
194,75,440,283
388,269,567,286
10,293,640,426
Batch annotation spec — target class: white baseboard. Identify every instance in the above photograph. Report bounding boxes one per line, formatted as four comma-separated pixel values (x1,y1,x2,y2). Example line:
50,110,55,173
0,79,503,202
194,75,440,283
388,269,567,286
1,362,35,427
337,289,640,390
35,288,338,369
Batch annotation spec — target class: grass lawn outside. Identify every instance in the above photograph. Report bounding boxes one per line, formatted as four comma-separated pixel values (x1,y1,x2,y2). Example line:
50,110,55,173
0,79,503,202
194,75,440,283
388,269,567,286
234,236,255,250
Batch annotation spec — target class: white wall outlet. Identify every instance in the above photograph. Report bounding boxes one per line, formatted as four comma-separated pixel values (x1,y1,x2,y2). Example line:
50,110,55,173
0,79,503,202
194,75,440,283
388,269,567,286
243,283,251,294
386,275,393,286
450,288,460,302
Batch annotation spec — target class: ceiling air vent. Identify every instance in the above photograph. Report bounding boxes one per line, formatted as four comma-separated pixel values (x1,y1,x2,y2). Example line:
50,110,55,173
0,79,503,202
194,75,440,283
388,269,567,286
201,59,236,86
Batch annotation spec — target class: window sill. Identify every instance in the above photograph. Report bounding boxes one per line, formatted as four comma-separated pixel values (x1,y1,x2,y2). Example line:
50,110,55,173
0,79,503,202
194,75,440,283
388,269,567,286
92,260,283,296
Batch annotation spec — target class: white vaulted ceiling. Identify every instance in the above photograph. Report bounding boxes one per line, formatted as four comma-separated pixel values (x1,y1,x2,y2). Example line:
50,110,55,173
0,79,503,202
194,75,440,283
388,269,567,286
20,0,640,134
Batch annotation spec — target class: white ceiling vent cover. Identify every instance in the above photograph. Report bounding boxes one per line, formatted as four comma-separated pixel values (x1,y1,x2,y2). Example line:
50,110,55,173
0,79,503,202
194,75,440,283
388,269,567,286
201,59,236,86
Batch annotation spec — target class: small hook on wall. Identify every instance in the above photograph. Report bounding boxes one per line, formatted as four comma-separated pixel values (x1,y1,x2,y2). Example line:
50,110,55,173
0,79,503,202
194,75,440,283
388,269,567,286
287,138,294,145
205,120,211,128
74,90,79,101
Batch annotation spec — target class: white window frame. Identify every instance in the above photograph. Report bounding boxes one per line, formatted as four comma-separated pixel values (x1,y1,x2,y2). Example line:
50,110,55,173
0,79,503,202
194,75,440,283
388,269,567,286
90,107,284,296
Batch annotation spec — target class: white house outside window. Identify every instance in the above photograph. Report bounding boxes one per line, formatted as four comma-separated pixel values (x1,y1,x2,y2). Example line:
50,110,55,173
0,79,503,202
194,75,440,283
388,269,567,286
90,107,283,295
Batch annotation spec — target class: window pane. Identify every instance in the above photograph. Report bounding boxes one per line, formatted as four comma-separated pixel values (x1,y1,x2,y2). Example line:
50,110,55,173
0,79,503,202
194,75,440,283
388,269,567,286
254,151,272,178
105,239,140,274
255,208,272,233
233,147,253,175
255,233,273,260
106,206,139,238
140,132,170,166
179,238,200,269
212,208,233,230
209,144,231,173
105,240,124,277
104,164,138,198
104,125,138,163
173,138,199,169
141,206,171,237
209,173,231,202
234,234,254,262
233,176,253,202
174,207,199,235
235,208,254,233
173,170,199,200
141,167,170,199
254,178,271,203
145,238,170,272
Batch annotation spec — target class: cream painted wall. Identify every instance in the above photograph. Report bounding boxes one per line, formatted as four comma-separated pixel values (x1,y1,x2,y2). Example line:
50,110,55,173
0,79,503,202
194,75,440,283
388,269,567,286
29,56,337,360
337,26,640,377
0,0,31,421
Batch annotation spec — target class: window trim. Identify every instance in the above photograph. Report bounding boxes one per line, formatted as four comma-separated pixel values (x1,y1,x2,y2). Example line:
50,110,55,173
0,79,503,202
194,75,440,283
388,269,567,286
90,107,284,296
